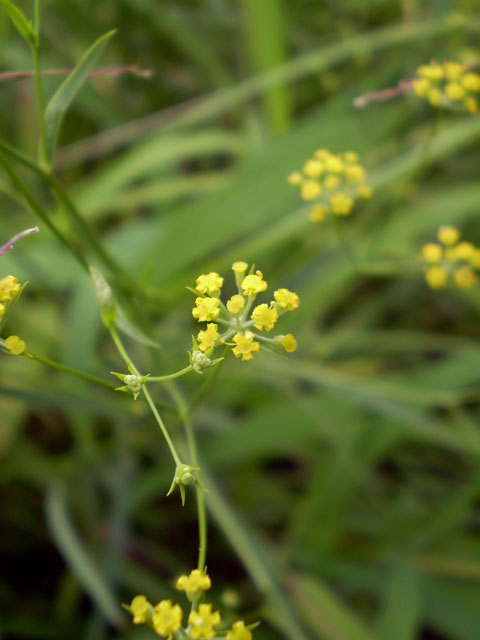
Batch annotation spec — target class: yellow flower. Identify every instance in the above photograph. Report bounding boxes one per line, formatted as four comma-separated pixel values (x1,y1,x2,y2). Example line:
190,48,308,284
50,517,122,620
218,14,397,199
454,266,477,289
445,82,465,101
462,72,480,91
176,569,211,595
196,272,224,295
130,595,149,625
227,620,252,640
232,261,248,274
188,603,221,640
251,304,278,331
417,63,444,81
470,249,480,269
0,275,20,302
438,226,460,246
454,241,475,261
152,600,182,638
232,332,260,361
413,78,431,97
192,297,220,322
324,174,340,191
5,335,26,355
287,171,303,185
0,303,5,318
344,164,366,183
330,193,354,215
281,334,297,353
421,243,443,264
425,266,447,289
357,184,372,199
465,96,478,113
227,294,245,314
301,180,322,201
310,204,327,223
303,159,324,178
197,323,219,352
444,61,463,79
241,273,267,295
344,151,359,163
274,288,299,311
325,155,344,174
428,88,442,106
314,148,330,160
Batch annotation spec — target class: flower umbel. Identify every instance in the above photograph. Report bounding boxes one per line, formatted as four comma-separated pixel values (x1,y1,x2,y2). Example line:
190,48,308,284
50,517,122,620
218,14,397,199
227,620,253,640
413,60,480,114
188,603,221,640
421,226,480,289
288,149,372,224
152,600,183,638
176,569,211,598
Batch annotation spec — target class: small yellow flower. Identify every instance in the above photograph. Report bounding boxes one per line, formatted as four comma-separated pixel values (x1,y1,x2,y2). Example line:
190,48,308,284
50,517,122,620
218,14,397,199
454,241,475,261
130,595,149,625
152,600,182,638
421,243,443,264
227,620,252,640
0,303,5,318
227,294,245,314
197,323,219,352
344,164,366,183
192,297,220,322
357,184,373,199
324,174,340,191
462,72,480,91
309,204,327,223
445,81,465,101
301,180,322,201
274,288,299,311
176,569,211,595
196,272,224,295
438,226,460,246
470,249,480,269
428,88,442,106
413,78,431,97
188,603,221,640
281,334,297,353
417,63,444,81
232,261,248,274
444,61,463,79
344,151,359,163
232,332,260,361
303,159,324,178
0,275,20,302
425,266,448,289
241,273,267,296
465,96,478,114
454,266,477,289
287,171,303,185
251,304,278,331
5,335,26,355
325,155,344,174
330,193,354,215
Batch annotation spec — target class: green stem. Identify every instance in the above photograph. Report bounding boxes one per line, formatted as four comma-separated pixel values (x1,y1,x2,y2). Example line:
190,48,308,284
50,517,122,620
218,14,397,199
188,345,230,413
25,351,117,390
147,365,192,382
168,383,207,573
109,327,182,466
32,1,49,169
0,149,89,271
0,139,43,175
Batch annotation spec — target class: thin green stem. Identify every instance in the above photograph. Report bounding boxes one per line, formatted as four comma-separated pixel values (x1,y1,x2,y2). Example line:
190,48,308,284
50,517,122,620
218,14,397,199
32,2,49,169
109,327,182,466
0,138,43,175
148,365,193,382
0,149,89,271
25,350,116,390
188,345,230,413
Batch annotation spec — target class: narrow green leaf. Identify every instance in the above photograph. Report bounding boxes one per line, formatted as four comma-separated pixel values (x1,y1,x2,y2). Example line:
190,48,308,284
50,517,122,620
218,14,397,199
45,483,123,627
90,266,117,328
0,0,35,47
44,29,116,161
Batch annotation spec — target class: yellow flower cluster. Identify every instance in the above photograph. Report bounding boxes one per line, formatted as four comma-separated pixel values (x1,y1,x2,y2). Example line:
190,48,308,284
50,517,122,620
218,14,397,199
127,570,253,640
413,61,480,114
0,275,22,325
287,149,372,223
421,226,480,289
191,263,299,361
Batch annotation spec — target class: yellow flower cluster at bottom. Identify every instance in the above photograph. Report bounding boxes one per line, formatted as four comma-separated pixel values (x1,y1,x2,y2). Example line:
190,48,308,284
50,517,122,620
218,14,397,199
421,226,480,289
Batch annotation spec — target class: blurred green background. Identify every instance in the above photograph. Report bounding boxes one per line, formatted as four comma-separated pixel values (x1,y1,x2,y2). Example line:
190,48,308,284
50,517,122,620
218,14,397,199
2,1,480,639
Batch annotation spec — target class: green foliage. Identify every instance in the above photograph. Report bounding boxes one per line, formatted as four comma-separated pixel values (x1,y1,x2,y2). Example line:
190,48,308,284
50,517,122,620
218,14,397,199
2,2,480,640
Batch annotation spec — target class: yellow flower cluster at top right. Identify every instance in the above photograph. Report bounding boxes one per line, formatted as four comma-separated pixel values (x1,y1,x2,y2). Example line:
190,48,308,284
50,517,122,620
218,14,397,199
421,226,480,289
413,61,480,114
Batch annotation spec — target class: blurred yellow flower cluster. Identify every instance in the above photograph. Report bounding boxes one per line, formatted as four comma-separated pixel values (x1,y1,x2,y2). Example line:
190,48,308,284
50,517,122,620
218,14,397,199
413,61,480,113
191,262,299,362
127,570,254,639
288,149,372,223
0,274,21,320
421,226,480,289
